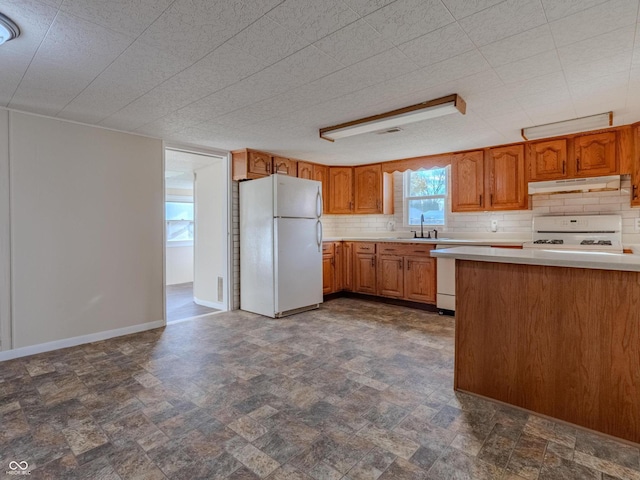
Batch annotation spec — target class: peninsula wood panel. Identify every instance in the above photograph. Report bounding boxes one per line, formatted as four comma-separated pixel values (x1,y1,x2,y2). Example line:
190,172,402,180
455,260,640,443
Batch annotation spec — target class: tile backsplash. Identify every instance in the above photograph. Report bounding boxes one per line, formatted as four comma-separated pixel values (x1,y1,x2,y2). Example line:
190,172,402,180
322,172,640,244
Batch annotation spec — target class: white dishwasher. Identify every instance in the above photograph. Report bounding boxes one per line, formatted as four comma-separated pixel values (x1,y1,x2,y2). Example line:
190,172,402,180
435,244,457,315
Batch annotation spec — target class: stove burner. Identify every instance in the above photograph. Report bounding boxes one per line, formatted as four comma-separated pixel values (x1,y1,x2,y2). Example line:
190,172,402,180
533,239,564,244
580,240,612,246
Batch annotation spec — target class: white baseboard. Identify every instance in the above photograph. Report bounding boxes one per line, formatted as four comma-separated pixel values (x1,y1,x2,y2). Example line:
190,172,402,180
0,319,166,362
193,296,225,310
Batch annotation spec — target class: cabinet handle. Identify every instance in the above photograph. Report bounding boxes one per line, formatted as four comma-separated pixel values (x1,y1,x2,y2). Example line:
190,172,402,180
576,157,580,171
376,199,380,210
331,257,335,266
398,259,402,270
490,194,493,206
371,257,375,267
479,194,482,205
562,161,566,175
349,201,353,211
634,185,638,200
407,260,411,270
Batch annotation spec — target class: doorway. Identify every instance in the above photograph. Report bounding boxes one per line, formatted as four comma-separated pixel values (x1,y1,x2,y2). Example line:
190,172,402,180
164,147,230,323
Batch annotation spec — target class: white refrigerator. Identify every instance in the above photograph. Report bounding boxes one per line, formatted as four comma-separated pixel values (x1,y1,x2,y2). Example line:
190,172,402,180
240,174,323,318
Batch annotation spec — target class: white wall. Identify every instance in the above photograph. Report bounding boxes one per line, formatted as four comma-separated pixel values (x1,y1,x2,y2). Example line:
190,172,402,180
194,161,228,310
322,171,640,244
0,110,10,350
166,245,193,285
8,111,164,350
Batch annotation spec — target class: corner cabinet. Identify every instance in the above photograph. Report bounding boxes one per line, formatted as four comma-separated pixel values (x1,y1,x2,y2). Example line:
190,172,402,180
451,151,485,212
328,167,354,214
487,144,527,210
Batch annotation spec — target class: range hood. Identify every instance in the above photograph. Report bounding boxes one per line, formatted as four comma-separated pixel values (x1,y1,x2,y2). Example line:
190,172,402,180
528,175,620,195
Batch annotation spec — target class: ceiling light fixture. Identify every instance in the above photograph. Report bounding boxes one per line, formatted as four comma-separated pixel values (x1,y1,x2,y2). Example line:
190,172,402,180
319,94,466,142
521,112,612,141
0,12,20,45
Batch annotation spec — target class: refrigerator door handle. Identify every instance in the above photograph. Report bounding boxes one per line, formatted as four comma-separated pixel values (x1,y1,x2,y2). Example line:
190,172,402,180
316,220,323,252
316,187,323,218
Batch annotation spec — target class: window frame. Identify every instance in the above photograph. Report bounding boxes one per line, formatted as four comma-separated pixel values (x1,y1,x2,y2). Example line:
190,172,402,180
403,167,449,227
165,199,195,247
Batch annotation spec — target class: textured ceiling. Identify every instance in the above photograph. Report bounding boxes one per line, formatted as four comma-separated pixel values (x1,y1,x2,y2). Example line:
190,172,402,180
1,0,639,165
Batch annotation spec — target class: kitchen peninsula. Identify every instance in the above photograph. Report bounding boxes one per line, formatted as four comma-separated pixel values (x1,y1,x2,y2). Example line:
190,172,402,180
431,246,640,444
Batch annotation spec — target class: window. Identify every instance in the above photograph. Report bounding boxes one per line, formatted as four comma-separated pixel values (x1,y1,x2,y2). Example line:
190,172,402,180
166,201,194,243
404,167,448,226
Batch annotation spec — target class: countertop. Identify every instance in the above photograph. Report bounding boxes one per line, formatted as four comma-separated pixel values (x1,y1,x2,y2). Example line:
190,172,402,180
431,246,640,272
322,237,526,246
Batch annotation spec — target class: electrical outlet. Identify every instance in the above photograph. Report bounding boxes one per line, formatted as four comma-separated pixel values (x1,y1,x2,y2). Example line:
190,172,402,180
635,218,640,232
490,219,498,232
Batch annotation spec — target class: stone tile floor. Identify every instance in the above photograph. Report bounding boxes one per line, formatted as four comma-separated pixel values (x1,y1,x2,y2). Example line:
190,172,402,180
0,298,638,479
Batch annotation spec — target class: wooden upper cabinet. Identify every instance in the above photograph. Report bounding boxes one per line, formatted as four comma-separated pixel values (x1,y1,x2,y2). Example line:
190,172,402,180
451,151,484,212
232,149,272,180
272,157,297,176
297,161,313,179
328,167,354,214
574,132,618,176
487,144,527,210
528,139,567,181
632,124,640,207
313,164,329,214
354,165,382,214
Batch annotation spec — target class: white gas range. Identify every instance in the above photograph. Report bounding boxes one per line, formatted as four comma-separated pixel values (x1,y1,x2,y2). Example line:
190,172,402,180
522,215,623,253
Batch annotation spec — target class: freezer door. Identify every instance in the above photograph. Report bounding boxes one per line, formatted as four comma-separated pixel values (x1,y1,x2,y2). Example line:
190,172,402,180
274,217,322,313
273,174,322,219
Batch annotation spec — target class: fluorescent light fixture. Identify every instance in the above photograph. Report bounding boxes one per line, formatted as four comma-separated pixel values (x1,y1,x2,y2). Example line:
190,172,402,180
319,94,466,142
521,112,612,141
0,12,20,46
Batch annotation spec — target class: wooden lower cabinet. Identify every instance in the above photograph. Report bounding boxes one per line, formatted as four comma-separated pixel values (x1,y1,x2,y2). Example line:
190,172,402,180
354,252,377,294
323,241,436,305
378,255,404,297
405,256,436,303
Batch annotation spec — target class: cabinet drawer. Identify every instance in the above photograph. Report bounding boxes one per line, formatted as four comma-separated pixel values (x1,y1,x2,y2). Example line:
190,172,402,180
354,242,376,254
322,242,334,255
377,243,433,256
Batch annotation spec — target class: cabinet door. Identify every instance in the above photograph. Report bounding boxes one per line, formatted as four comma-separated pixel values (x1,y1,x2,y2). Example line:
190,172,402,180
273,157,297,176
322,255,335,295
354,165,382,214
488,144,527,210
297,161,313,179
335,242,344,291
574,132,618,176
451,151,484,212
248,151,272,176
329,167,354,214
313,164,329,214
405,256,436,304
528,139,567,180
632,126,640,207
343,242,353,291
378,255,404,298
354,253,376,294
